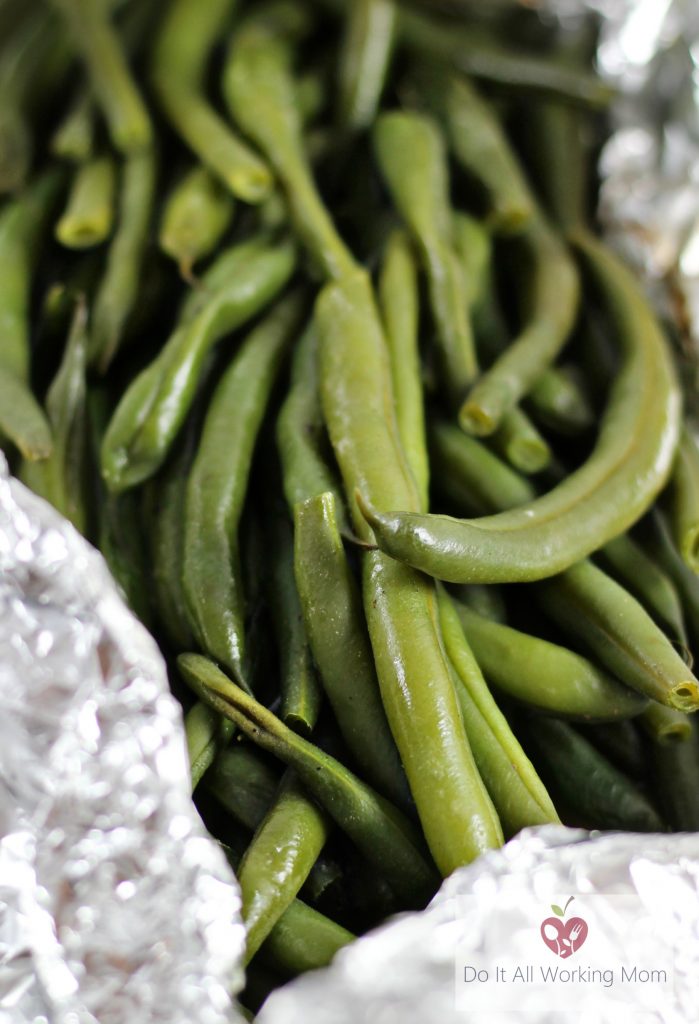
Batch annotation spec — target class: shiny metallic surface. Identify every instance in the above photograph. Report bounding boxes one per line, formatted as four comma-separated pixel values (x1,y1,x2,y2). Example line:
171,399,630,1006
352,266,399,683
0,457,244,1024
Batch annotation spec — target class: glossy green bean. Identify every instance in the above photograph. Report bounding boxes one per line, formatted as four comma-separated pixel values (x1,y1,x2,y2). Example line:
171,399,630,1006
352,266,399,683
488,405,551,474
519,716,664,832
185,701,234,790
337,0,396,131
90,150,156,370
55,155,116,249
538,560,699,712
223,19,355,279
237,771,330,962
180,653,439,905
670,428,699,573
378,229,428,509
316,271,503,875
460,216,580,435
452,600,648,722
20,301,88,534
151,0,271,203
373,110,477,403
361,234,682,583
276,324,348,530
649,719,699,831
182,290,305,686
294,491,411,809
267,510,322,737
438,590,558,836
639,702,692,745
260,897,354,976
158,166,235,280
101,235,296,493
51,91,95,163
52,0,152,154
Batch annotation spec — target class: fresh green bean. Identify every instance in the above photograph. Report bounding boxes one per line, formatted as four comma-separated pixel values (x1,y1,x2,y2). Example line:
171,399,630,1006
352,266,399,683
527,365,593,435
259,897,354,976
180,653,439,905
51,90,95,163
55,155,116,249
639,703,692,745
207,743,280,830
360,234,682,583
294,491,411,809
451,583,507,624
452,211,492,310
185,701,234,790
223,19,356,279
378,229,428,509
316,271,503,875
669,428,699,573
52,0,152,154
519,716,664,832
438,590,558,836
451,600,649,722
373,110,477,404
488,405,551,474
337,0,396,132
182,290,305,686
460,216,580,435
151,0,271,203
90,150,156,370
101,235,296,492
267,510,323,737
276,324,348,531
20,300,88,534
646,508,699,653
579,720,645,779
158,166,235,281
237,771,330,962
649,719,699,831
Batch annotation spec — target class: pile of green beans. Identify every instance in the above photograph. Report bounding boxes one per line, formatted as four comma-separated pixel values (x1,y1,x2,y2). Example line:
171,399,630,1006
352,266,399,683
4,0,699,1014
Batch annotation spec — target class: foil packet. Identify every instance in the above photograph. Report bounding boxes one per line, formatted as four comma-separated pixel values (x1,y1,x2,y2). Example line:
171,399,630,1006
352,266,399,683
3,2,699,1022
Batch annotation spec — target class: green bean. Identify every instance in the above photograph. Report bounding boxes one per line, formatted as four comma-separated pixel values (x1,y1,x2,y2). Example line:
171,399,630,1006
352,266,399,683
426,72,535,234
519,716,664,832
267,510,323,737
579,720,645,779
438,590,558,836
527,365,593,435
276,324,348,531
337,0,396,132
460,216,580,435
52,0,152,154
646,508,699,652
223,18,355,279
185,701,234,790
207,743,280,830
360,234,682,583
151,0,271,203
237,771,330,962
90,151,156,370
395,8,614,109
452,583,507,625
158,166,235,281
373,110,477,404
294,491,411,809
451,600,649,722
20,300,88,534
259,897,354,976
639,703,692,745
488,405,551,474
316,271,503,875
182,290,305,686
428,419,535,516
55,155,116,249
452,211,492,310
599,533,689,653
180,653,439,905
649,719,699,831
378,229,428,509
0,170,62,460
538,560,699,712
51,90,95,163
101,235,296,493
669,428,699,573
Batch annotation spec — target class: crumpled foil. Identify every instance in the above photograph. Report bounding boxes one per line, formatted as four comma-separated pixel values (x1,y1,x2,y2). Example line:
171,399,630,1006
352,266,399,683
0,457,245,1024
3,4,699,1022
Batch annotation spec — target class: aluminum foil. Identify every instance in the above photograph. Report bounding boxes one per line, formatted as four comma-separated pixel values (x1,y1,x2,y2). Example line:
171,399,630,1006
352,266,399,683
0,456,245,1024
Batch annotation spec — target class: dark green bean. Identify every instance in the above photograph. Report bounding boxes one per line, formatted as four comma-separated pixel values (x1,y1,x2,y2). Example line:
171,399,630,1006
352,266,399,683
182,290,305,686
259,897,354,976
206,743,280,830
649,719,699,831
185,701,234,790
669,428,699,573
51,90,94,163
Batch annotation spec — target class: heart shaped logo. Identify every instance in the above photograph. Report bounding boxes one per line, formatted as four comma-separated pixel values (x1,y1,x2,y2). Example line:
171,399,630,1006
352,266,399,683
540,898,588,958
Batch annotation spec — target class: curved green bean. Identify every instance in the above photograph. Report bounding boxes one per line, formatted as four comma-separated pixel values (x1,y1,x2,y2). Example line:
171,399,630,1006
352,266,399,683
101,235,296,492
151,0,271,203
373,110,477,404
158,166,235,280
182,290,305,685
260,898,354,976
360,234,681,583
670,428,699,573
180,653,439,905
294,491,411,809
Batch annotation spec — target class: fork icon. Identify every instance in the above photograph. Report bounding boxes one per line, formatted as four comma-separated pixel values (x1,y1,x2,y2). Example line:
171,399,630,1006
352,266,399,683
562,923,583,953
